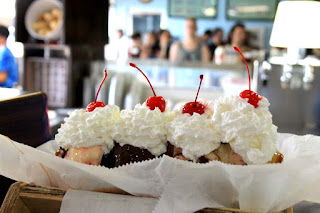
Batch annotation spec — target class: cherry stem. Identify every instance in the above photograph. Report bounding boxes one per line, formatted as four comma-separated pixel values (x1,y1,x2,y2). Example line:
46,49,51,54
94,69,108,103
234,46,251,91
129,63,156,96
194,74,203,106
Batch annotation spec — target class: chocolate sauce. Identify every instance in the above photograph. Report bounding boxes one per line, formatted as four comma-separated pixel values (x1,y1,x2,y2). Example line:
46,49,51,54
55,147,67,158
198,156,208,164
166,142,175,157
100,149,116,168
113,143,155,167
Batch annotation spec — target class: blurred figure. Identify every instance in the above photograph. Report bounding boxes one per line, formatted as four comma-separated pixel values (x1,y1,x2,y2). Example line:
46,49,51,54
313,49,320,58
158,29,172,59
110,29,129,62
170,18,210,62
128,32,142,58
202,29,212,44
116,29,123,39
140,31,160,59
214,23,251,64
0,25,18,88
208,28,224,60
227,23,248,48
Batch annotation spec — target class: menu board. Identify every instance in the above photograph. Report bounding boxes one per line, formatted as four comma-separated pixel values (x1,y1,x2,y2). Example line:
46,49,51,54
226,0,278,20
169,0,217,19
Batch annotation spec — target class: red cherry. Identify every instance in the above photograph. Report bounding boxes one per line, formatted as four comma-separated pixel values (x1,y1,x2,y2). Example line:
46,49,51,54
146,96,166,112
239,90,262,108
130,63,166,112
234,46,262,108
182,75,206,116
86,101,106,112
86,69,108,112
182,102,205,116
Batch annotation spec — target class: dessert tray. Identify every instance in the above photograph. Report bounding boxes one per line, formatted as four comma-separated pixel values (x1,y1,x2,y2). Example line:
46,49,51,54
1,127,320,212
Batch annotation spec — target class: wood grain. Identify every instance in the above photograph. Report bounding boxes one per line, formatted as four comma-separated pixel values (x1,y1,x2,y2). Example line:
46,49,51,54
0,182,293,213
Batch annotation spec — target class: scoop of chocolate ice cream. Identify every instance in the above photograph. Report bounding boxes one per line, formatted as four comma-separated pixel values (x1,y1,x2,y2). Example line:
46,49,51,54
113,143,155,167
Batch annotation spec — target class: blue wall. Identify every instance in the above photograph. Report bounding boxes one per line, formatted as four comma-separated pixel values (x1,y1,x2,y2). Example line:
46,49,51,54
113,0,276,48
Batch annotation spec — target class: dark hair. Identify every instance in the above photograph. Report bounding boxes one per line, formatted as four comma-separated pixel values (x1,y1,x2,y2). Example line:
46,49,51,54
212,28,223,36
131,32,141,40
204,30,212,37
227,23,245,44
0,25,9,38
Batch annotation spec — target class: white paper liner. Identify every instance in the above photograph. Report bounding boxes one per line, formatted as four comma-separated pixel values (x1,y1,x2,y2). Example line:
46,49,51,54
1,133,320,212
60,190,158,213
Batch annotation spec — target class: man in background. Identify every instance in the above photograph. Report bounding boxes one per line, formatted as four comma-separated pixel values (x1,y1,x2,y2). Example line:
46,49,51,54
0,25,18,88
170,18,210,62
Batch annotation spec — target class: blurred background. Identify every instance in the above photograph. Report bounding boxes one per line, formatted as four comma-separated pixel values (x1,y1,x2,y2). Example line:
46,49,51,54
1,0,320,137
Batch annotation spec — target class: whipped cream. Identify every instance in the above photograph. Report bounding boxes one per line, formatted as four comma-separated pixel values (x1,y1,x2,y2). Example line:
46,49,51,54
167,101,221,162
55,105,120,154
212,95,277,165
112,102,174,156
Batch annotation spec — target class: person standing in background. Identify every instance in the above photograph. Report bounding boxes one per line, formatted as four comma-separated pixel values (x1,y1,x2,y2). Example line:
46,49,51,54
116,29,124,40
170,18,210,62
158,29,172,59
214,23,251,64
0,25,18,88
201,29,212,45
114,29,129,61
128,32,142,58
140,31,160,59
208,28,224,60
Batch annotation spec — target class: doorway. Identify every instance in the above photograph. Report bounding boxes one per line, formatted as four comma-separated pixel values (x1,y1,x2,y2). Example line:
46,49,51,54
133,15,160,34
128,8,167,36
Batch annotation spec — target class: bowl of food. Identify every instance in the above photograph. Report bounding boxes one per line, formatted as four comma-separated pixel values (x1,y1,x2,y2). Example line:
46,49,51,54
25,0,63,41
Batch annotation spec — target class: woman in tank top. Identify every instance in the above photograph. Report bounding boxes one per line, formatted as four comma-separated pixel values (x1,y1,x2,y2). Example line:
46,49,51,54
170,18,210,63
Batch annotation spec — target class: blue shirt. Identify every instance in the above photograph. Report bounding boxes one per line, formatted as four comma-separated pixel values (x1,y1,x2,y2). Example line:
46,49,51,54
0,46,18,88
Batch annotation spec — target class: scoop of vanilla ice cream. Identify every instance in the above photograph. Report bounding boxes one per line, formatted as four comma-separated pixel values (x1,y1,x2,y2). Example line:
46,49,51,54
55,105,120,154
212,95,277,164
112,102,174,156
167,101,221,162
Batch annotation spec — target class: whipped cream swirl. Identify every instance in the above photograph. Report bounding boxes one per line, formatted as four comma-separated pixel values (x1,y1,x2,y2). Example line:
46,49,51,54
55,105,120,154
167,101,221,162
112,102,174,156
212,96,277,165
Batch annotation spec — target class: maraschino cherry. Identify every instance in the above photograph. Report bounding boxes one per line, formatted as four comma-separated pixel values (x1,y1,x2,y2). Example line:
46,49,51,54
234,47,262,108
129,63,166,112
86,69,108,112
182,74,205,116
